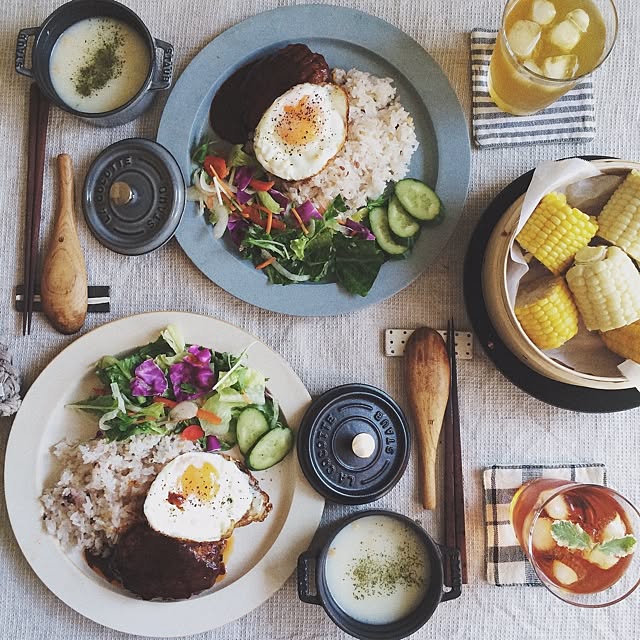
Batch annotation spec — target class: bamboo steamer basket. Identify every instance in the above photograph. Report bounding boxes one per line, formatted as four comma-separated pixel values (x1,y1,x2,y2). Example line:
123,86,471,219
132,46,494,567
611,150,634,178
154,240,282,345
481,159,640,391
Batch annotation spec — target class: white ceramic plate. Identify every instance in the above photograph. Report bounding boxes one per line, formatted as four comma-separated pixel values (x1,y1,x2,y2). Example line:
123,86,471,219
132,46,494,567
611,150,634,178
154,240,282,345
4,312,325,637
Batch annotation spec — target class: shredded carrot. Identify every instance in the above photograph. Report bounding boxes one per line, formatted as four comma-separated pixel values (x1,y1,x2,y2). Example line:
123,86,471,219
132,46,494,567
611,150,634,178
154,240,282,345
209,170,233,197
252,205,286,230
204,165,241,210
265,209,273,234
153,396,177,408
255,256,276,270
221,192,236,209
196,408,222,425
291,207,309,235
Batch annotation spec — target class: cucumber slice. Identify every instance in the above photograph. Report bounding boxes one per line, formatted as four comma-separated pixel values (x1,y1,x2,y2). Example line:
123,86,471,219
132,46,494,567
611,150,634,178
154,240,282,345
236,407,269,454
246,427,294,470
369,207,408,255
395,179,442,222
388,195,420,238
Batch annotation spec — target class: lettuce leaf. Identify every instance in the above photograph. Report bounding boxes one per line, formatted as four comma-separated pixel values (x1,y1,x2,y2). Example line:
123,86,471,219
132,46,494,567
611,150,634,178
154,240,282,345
304,228,334,280
162,325,186,355
98,383,127,431
334,233,385,297
200,393,243,436
236,367,266,404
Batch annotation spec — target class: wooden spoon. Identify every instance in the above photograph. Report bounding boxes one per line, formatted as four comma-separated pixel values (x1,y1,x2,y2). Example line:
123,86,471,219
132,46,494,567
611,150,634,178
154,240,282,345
40,154,88,334
404,327,450,509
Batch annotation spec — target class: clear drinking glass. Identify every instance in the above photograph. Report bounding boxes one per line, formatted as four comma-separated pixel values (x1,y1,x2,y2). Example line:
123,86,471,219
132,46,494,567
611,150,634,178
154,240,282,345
510,479,640,607
488,0,618,115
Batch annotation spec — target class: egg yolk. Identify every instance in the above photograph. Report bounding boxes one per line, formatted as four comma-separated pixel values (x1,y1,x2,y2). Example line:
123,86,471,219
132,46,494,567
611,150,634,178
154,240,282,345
180,462,220,502
276,95,320,146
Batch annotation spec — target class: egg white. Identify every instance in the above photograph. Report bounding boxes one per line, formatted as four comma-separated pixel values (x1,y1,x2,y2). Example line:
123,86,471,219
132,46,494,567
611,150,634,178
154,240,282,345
253,83,348,181
144,452,256,542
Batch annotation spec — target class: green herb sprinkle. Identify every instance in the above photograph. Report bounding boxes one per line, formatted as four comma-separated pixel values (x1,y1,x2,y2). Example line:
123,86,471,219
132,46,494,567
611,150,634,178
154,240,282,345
348,543,426,600
73,22,125,98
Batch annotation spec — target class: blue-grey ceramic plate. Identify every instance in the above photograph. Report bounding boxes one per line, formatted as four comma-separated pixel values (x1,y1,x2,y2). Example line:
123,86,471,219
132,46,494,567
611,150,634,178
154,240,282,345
157,4,470,316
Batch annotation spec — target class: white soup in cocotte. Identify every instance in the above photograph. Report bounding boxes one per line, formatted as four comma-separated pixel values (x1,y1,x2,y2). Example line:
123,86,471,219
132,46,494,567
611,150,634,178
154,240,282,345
49,17,149,113
325,515,430,625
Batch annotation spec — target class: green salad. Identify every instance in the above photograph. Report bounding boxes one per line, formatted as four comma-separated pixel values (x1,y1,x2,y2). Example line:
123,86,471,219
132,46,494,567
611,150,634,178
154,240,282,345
69,325,293,470
187,141,444,297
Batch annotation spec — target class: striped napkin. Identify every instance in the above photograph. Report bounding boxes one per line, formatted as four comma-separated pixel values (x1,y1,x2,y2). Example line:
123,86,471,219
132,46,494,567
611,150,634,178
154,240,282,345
483,463,606,586
470,30,596,148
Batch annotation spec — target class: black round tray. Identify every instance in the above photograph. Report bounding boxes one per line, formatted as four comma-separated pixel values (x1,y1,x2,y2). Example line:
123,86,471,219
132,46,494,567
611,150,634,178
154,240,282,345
463,156,640,413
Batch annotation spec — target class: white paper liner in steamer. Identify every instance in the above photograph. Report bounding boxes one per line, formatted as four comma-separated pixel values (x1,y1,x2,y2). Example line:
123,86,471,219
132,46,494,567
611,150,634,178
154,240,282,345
506,158,640,391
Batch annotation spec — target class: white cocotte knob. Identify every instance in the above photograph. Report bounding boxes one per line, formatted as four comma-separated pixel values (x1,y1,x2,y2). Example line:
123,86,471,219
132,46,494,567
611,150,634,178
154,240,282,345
351,433,376,458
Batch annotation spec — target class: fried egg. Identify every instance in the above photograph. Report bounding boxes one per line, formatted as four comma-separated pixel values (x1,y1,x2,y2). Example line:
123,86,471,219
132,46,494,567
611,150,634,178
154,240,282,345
144,452,270,542
253,83,348,181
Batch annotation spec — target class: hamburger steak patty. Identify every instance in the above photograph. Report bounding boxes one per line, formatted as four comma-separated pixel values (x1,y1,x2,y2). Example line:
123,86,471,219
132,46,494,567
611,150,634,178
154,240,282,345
112,522,226,600
210,43,330,143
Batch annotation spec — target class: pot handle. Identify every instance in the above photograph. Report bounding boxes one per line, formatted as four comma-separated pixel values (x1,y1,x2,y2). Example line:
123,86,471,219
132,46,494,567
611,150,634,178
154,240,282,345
297,551,322,605
15,27,39,78
439,545,462,602
150,38,174,91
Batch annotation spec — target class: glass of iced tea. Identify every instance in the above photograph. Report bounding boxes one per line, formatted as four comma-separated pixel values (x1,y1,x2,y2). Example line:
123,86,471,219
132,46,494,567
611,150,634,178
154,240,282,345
511,479,639,606
488,0,618,115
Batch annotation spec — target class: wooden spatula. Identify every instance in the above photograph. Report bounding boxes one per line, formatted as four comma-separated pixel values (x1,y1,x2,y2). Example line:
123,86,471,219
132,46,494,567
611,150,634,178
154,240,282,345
404,327,450,509
41,154,88,334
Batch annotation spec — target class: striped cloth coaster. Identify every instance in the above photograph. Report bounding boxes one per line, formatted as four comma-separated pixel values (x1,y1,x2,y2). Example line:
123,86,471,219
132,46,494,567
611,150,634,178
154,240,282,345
470,30,596,148
483,463,606,586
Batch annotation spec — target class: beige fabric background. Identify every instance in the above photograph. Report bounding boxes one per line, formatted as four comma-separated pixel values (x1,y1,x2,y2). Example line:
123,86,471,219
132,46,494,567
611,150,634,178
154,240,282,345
1,0,639,638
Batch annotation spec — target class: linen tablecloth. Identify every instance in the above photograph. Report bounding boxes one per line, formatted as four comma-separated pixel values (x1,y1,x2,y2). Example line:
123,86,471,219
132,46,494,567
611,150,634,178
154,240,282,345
1,1,639,638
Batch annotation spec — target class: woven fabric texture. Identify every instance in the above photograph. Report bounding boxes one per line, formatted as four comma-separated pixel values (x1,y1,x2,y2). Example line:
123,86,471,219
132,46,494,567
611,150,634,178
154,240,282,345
470,30,596,148
483,463,606,586
1,1,640,639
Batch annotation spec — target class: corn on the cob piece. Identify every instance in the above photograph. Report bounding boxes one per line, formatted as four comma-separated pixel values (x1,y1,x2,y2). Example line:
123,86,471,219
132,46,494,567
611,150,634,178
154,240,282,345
514,276,579,350
597,169,640,261
601,320,640,363
566,246,640,331
516,192,598,275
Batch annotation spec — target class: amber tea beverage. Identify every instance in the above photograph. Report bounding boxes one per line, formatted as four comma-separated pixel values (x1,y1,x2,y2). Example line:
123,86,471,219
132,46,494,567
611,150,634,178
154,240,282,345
488,0,618,115
511,479,640,606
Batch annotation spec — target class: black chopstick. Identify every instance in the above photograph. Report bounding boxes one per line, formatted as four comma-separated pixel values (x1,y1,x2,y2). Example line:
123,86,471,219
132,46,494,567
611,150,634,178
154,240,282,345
22,84,49,335
22,84,39,335
444,319,468,585
443,321,456,586
449,319,468,583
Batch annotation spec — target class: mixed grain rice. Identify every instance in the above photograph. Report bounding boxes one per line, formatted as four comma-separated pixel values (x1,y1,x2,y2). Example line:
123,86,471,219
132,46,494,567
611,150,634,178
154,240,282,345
284,68,419,209
40,434,199,554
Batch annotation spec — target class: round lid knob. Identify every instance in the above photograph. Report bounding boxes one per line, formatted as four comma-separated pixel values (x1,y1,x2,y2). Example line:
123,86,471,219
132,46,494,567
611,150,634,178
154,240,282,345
109,181,134,206
352,432,376,458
